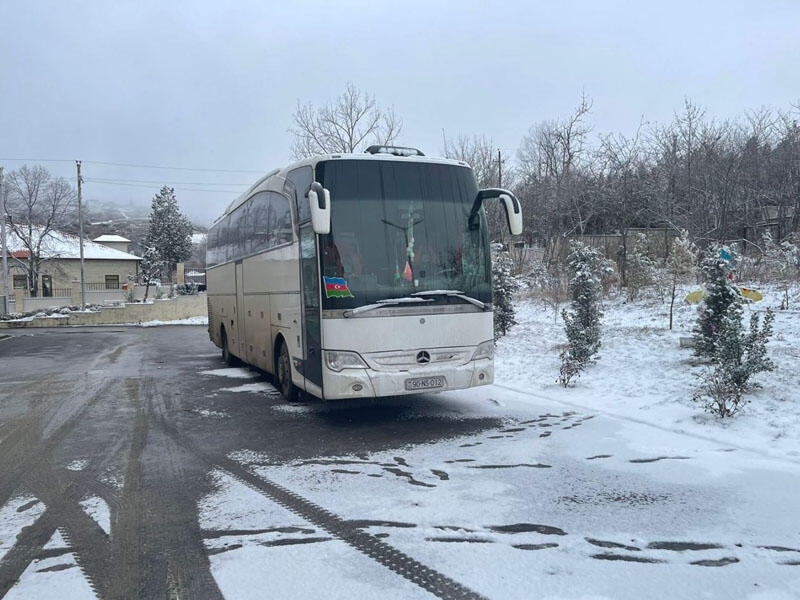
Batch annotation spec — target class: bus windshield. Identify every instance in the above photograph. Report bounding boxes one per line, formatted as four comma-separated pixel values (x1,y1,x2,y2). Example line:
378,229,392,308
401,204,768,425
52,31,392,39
315,159,490,311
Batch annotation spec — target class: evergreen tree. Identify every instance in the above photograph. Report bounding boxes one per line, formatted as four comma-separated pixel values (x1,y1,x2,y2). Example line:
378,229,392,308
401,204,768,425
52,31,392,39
558,241,608,386
693,308,776,417
691,244,776,417
692,245,741,357
139,246,166,301
491,243,518,340
144,186,193,283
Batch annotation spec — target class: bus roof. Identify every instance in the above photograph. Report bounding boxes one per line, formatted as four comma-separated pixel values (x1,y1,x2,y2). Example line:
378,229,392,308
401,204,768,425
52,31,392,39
215,151,471,223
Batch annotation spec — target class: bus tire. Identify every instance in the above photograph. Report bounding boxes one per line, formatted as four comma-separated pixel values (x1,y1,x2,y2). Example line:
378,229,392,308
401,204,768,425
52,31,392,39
276,339,299,402
221,327,240,367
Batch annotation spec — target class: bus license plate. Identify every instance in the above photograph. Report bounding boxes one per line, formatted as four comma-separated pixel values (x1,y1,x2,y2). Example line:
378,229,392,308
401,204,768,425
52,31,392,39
405,376,446,391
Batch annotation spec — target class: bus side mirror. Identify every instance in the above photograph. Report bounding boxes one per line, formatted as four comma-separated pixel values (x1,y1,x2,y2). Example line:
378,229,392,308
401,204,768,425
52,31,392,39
468,188,523,236
308,182,331,235
499,193,523,236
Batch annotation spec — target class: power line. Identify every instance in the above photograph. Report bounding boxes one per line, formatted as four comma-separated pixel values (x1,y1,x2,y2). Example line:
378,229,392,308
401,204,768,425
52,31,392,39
0,157,264,174
83,160,264,174
84,176,251,186
81,180,242,193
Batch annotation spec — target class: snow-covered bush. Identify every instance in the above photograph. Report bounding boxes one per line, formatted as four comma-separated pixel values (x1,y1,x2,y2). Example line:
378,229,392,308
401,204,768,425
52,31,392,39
691,244,776,417
762,231,800,309
558,240,610,387
492,243,518,340
693,308,775,417
624,233,656,301
523,258,569,323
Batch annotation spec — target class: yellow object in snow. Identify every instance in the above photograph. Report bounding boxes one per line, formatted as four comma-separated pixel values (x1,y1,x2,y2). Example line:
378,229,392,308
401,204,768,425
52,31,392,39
738,287,764,302
684,287,763,304
685,290,705,304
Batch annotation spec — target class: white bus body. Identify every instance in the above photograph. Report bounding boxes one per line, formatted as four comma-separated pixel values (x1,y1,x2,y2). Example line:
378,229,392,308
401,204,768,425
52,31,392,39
206,148,521,401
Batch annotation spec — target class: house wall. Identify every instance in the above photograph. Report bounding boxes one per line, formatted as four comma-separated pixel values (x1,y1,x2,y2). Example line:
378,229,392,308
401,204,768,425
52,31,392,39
40,258,139,287
1,258,140,296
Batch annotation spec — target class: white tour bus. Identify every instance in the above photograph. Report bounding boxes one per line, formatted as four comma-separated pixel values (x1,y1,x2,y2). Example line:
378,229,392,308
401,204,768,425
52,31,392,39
206,146,522,401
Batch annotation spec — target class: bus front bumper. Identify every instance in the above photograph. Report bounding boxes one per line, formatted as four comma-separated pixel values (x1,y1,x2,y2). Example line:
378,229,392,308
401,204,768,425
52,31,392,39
321,359,494,401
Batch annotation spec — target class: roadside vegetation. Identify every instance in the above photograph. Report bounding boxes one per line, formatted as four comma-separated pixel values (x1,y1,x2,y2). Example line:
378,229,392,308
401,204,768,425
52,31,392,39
500,233,798,419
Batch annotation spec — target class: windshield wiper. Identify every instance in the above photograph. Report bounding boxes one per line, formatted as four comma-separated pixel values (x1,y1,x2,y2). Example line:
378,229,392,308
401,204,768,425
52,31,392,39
344,296,434,317
411,290,488,310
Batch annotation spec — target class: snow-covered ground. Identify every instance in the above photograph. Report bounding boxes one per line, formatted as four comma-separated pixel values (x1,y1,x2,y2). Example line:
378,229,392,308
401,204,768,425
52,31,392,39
2,285,799,599
495,284,800,462
192,284,800,599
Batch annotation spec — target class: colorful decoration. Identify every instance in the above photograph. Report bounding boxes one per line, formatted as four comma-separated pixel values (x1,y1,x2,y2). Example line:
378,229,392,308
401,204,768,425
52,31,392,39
402,261,413,282
323,276,354,298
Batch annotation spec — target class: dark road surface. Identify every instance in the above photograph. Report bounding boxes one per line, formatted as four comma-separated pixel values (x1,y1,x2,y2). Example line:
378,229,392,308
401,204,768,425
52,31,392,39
0,326,501,599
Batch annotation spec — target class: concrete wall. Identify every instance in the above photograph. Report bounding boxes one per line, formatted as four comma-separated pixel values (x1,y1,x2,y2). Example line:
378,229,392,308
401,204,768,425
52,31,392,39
0,294,207,328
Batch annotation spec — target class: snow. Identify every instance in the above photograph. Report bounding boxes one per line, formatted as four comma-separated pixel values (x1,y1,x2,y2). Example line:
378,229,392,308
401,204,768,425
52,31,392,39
199,283,800,599
137,316,208,327
0,495,46,562
78,496,111,536
5,226,141,260
2,284,799,599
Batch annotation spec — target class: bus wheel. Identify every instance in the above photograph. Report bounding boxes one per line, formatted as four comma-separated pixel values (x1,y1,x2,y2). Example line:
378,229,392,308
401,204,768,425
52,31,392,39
276,340,299,402
221,328,239,367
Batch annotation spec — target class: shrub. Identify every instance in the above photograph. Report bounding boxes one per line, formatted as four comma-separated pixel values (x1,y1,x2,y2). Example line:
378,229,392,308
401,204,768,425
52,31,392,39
693,309,775,417
492,243,519,340
558,241,610,387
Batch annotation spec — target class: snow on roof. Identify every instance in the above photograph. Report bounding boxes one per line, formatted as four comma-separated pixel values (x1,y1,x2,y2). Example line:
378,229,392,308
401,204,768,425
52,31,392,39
93,234,131,243
5,227,141,261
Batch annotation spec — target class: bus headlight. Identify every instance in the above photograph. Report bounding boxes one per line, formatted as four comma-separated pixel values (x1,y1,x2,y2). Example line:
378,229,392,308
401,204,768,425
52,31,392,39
324,350,369,372
471,340,495,361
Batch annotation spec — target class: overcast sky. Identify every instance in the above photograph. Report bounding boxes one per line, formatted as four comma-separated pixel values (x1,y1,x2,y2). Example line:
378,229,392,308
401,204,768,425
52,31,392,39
2,0,799,226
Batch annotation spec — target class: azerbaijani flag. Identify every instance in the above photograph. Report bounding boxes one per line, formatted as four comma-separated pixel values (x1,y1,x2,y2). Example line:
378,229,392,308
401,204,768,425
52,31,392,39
323,276,354,298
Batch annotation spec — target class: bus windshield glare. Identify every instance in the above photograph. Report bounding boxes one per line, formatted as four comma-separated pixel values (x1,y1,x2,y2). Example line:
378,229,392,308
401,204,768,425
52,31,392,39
315,159,490,310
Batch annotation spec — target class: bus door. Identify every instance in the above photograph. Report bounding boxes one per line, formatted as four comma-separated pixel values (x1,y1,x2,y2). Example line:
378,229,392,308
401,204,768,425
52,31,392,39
235,260,246,358
299,224,323,390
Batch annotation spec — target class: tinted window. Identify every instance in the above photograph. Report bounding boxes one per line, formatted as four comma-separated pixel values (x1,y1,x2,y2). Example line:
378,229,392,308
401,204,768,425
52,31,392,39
207,190,295,266
286,167,313,225
315,159,488,310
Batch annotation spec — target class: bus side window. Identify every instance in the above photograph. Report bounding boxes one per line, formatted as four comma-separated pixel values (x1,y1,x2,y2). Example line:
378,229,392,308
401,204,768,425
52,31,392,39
286,167,313,225
249,192,269,251
269,192,293,246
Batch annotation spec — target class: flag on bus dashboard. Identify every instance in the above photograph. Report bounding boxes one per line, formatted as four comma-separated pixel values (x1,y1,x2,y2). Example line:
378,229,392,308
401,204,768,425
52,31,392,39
323,276,354,298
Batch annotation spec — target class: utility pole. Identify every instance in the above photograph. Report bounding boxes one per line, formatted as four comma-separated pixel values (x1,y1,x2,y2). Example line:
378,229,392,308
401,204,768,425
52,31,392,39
76,161,86,309
0,166,9,313
497,149,503,188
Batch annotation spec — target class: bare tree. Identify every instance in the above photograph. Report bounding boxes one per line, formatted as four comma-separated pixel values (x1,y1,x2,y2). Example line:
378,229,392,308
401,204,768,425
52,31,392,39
290,82,403,159
598,123,654,286
442,133,510,240
3,165,76,296
774,109,800,236
515,93,594,261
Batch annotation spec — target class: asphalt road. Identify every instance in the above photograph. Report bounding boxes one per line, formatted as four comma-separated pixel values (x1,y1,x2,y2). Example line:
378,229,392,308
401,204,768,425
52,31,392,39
0,326,502,599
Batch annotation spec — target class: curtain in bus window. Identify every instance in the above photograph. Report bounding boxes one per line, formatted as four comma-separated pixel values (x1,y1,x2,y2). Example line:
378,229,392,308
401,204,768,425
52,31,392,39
206,226,219,266
286,166,313,225
228,205,245,261
249,192,270,252
268,192,293,247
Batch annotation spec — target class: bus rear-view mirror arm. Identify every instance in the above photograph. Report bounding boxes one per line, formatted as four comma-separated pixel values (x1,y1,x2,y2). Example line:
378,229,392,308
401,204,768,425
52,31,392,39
468,188,523,236
308,181,331,235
